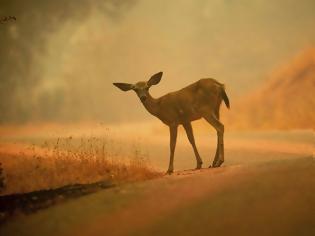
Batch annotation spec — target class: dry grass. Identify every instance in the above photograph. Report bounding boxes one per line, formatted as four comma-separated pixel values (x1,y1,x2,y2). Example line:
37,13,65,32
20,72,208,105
0,136,161,196
224,47,315,130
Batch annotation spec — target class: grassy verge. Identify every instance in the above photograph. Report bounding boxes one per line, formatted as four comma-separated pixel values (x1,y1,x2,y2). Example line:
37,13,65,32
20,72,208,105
0,136,162,196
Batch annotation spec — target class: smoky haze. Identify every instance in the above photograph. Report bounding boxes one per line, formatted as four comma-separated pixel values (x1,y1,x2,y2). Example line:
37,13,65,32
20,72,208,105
1,0,315,124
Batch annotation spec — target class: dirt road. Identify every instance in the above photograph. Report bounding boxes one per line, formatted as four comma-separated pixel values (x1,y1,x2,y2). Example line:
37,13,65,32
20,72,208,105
1,156,314,236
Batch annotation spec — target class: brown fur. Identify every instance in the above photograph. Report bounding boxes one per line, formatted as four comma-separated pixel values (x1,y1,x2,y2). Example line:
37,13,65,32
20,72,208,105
113,72,230,173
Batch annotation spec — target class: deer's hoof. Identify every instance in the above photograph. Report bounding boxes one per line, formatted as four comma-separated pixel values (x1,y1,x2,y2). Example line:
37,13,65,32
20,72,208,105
166,170,174,175
213,160,224,168
196,162,203,169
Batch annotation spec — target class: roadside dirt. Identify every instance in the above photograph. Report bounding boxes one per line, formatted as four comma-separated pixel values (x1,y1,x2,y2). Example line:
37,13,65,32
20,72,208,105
0,130,313,235
1,157,314,236
0,181,114,224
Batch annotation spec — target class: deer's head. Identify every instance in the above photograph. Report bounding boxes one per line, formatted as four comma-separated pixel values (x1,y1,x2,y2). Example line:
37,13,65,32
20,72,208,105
113,72,163,102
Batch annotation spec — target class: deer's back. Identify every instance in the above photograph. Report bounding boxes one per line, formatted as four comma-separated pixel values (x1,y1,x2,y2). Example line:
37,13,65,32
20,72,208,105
156,78,223,124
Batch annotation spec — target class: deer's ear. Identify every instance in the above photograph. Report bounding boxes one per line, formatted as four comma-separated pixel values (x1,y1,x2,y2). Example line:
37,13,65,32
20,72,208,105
113,83,134,91
148,72,163,86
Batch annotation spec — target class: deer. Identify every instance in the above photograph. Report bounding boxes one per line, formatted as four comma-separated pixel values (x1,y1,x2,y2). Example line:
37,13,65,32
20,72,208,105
113,72,230,174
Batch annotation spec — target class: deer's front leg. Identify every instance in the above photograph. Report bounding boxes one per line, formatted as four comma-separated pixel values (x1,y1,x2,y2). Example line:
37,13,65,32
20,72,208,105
167,125,178,174
183,122,203,169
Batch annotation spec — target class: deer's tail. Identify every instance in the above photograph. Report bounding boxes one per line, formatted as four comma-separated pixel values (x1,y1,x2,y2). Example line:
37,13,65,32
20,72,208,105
221,87,230,109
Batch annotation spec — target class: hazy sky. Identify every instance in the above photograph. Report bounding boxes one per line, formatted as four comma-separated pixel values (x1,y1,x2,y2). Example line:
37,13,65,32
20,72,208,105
1,0,315,123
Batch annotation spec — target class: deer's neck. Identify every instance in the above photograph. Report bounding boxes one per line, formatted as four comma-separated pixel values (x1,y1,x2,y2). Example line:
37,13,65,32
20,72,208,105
141,94,160,117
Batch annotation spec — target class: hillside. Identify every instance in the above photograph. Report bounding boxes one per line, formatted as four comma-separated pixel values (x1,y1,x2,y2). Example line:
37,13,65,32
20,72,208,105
227,47,315,130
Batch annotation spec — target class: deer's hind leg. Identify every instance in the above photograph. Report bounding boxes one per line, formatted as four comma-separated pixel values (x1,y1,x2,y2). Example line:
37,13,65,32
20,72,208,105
212,108,221,167
203,112,224,168
183,122,203,169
